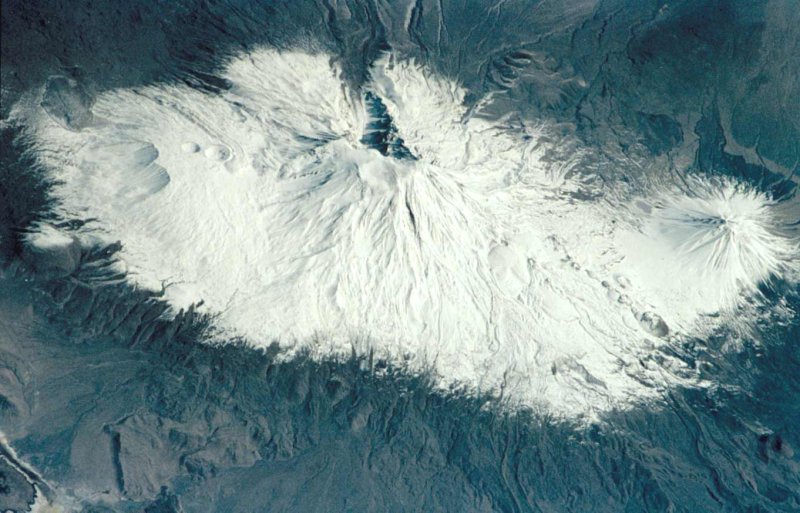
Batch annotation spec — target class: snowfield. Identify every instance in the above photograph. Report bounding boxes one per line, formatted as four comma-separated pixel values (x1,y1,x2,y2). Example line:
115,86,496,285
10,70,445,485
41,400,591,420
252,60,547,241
17,49,799,418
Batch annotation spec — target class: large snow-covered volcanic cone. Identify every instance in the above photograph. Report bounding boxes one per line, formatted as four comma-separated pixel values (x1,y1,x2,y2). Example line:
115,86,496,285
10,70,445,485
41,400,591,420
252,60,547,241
15,49,798,417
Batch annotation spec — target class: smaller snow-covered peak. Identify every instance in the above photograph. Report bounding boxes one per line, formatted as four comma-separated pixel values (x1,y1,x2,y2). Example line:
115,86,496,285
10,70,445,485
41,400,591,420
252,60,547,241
617,179,797,333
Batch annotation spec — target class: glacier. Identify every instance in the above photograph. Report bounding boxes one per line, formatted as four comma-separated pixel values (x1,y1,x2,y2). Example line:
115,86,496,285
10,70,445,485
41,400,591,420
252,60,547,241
14,48,798,418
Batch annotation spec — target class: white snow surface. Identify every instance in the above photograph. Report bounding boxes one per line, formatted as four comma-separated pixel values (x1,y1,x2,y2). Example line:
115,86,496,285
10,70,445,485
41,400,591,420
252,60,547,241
18,49,799,417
